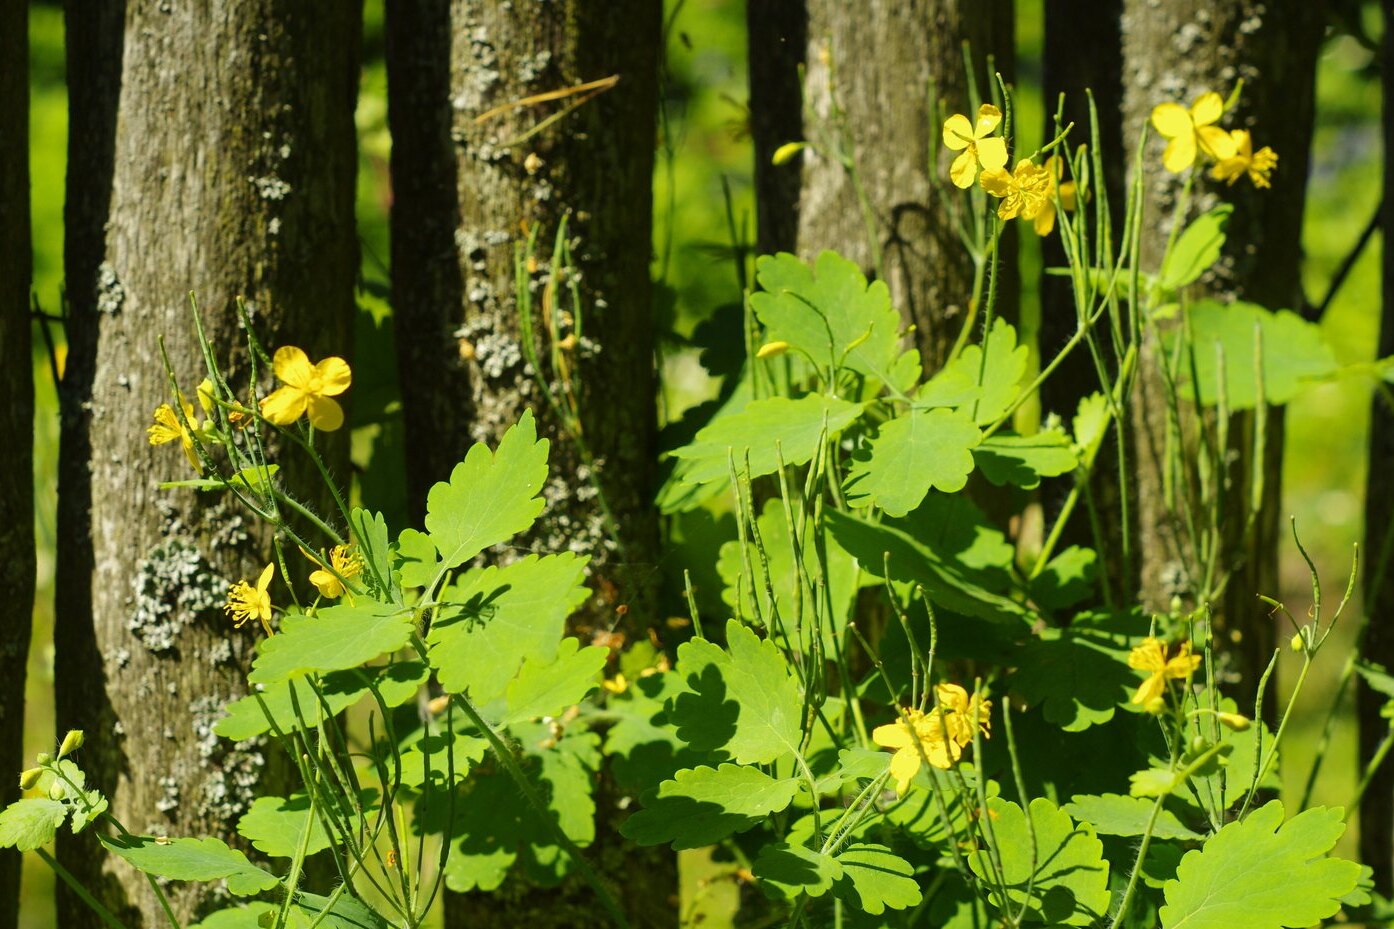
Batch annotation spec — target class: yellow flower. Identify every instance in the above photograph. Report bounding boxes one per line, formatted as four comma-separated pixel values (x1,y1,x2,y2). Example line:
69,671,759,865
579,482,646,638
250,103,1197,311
936,683,992,746
1032,154,1078,237
979,159,1052,221
259,346,352,431
601,673,629,695
1150,91,1236,173
147,398,200,471
942,104,1009,189
1127,637,1201,706
1209,129,1277,189
872,707,963,795
226,563,276,636
308,544,363,600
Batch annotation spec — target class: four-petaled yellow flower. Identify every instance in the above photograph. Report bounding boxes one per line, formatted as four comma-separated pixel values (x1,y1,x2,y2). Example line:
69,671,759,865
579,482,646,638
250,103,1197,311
942,104,1009,189
1127,637,1201,708
1150,91,1235,173
872,707,964,795
1209,129,1277,189
1032,154,1078,237
260,346,352,431
225,563,276,636
309,544,363,600
980,159,1052,222
147,398,200,471
936,683,993,745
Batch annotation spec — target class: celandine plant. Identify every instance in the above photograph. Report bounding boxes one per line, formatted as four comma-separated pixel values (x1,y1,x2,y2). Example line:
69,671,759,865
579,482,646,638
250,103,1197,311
1,79,1389,929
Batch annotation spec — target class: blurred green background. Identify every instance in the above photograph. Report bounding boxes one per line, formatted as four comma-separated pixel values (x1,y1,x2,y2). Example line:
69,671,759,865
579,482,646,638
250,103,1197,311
18,1,1385,925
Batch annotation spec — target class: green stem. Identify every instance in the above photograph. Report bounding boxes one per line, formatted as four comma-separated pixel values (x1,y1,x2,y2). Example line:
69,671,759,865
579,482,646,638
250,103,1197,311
35,848,130,929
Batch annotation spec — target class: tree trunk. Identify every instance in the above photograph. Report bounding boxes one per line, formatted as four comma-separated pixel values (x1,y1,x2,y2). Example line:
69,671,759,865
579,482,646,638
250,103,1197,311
0,1,33,927
1358,1,1394,895
1120,0,1320,690
1038,0,1129,600
55,2,361,925
747,0,807,257
385,3,670,927
793,0,1015,373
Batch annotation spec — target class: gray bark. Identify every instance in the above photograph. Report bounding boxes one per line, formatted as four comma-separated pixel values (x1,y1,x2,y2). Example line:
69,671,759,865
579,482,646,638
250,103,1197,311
795,0,1015,372
55,2,361,924
1120,0,1321,691
1358,1,1394,894
0,0,34,926
385,2,670,926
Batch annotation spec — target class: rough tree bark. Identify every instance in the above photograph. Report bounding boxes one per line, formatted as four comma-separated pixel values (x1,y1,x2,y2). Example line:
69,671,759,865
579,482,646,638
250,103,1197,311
1358,1,1394,894
0,1,34,927
1120,0,1321,689
788,0,1015,373
385,3,669,927
55,2,361,924
747,0,807,257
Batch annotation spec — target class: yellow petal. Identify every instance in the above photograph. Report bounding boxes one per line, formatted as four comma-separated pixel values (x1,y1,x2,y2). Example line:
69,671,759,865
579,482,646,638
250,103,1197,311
1150,103,1192,140
1128,639,1167,673
973,104,1003,138
935,684,969,713
1033,202,1057,236
1059,181,1077,212
1197,124,1237,161
260,385,308,425
273,346,314,389
942,113,974,151
309,568,344,599
978,166,1011,198
889,748,921,795
312,356,352,396
180,434,200,471
305,395,345,432
975,136,1008,173
949,149,978,188
872,720,914,751
1131,672,1166,706
256,562,276,593
1189,91,1224,127
1162,133,1197,173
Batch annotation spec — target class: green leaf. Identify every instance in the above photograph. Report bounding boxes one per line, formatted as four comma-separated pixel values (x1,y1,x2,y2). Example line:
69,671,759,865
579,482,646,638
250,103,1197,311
426,553,589,704
968,797,1112,926
350,508,400,604
0,799,67,851
844,408,982,516
289,892,390,929
394,528,440,589
826,509,1030,622
716,501,858,650
1182,695,1277,809
1073,392,1109,449
397,729,488,787
424,410,549,571
973,429,1077,489
1030,546,1098,610
1160,205,1232,290
886,764,1000,848
216,662,427,741
754,842,842,900
100,835,279,897
669,619,802,764
750,251,913,384
671,394,864,485
622,764,801,849
236,794,332,858
248,602,415,685
501,639,608,725
834,844,922,914
187,903,275,929
604,672,706,792
1010,621,1136,731
919,319,1027,425
1174,300,1338,408
1064,794,1203,841
1160,801,1360,929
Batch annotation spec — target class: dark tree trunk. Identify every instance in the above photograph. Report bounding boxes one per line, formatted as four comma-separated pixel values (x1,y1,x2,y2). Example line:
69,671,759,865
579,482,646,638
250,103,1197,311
748,0,807,257
1038,0,1129,599
1358,1,1394,895
792,0,1016,373
1120,0,1321,691
0,1,34,926
386,2,670,926
55,2,361,924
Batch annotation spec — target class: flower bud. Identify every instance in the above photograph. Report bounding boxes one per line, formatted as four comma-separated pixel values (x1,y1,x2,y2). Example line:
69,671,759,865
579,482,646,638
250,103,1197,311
196,379,216,415
1218,712,1251,732
771,142,806,166
18,768,42,791
59,730,84,758
48,782,66,801
1290,632,1305,652
35,752,52,766
756,341,790,360
1189,735,1209,755
1143,695,1166,716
